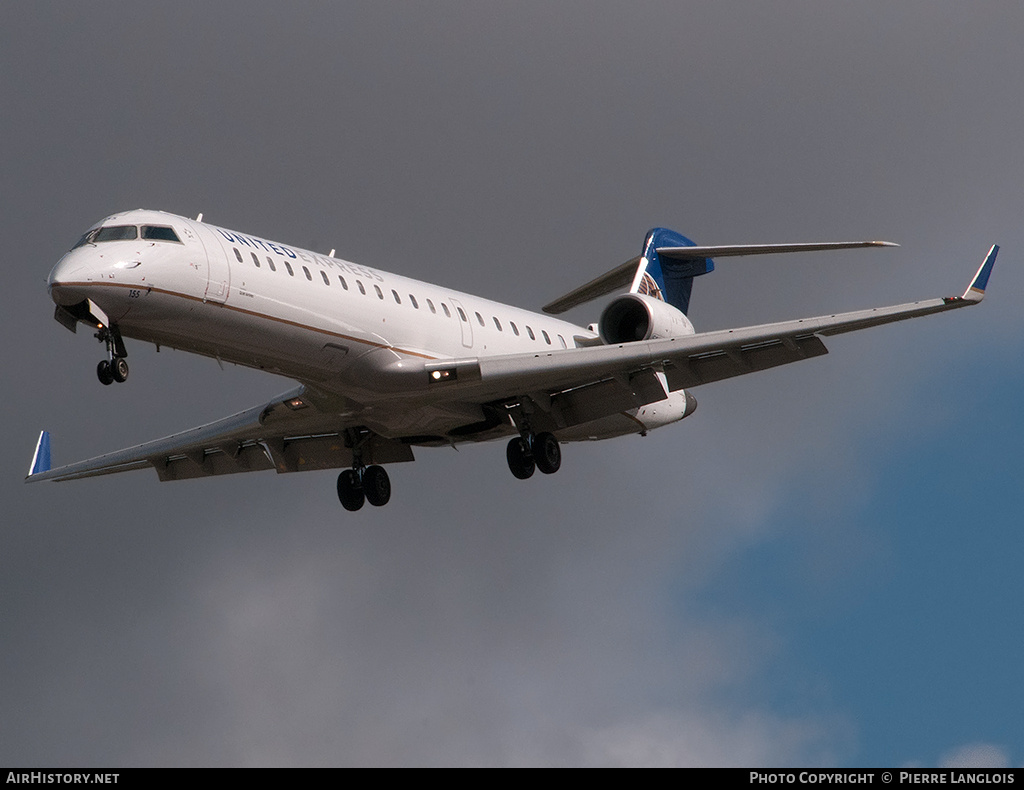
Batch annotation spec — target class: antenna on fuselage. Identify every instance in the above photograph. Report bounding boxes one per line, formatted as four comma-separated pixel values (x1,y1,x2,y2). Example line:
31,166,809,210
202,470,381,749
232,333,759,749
328,249,335,257
195,213,203,222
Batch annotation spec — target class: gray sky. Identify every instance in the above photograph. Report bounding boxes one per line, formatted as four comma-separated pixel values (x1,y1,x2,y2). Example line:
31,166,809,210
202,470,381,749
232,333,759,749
3,1,1023,766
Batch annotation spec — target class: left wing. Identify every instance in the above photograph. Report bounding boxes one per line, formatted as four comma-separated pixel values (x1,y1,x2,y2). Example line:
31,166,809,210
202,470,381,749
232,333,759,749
410,246,999,414
25,386,413,483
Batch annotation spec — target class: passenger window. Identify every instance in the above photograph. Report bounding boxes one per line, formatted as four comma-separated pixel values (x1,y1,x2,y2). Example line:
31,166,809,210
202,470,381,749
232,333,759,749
251,253,260,267
302,266,312,281
510,321,519,336
338,275,348,290
234,248,243,263
321,271,330,285
542,330,551,345
142,225,181,242
409,295,418,309
493,317,502,331
457,307,467,322
268,258,277,272
558,334,567,348
392,290,401,304
374,285,384,299
357,280,366,295
284,262,294,276
475,312,484,326
526,326,535,340
441,303,450,318
427,299,436,314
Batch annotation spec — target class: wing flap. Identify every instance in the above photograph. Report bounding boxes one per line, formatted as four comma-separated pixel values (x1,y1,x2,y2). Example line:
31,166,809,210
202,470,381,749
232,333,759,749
664,335,829,390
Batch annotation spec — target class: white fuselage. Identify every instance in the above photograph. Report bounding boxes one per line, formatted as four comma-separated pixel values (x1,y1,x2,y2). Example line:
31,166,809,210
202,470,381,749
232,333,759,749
48,209,691,442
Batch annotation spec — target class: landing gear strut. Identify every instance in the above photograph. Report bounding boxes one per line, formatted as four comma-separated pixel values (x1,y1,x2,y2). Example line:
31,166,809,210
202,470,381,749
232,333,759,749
505,431,561,480
95,325,128,386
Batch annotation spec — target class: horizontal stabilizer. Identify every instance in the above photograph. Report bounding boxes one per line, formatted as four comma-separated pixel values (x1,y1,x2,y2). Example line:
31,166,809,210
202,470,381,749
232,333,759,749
656,241,898,259
542,256,642,315
543,240,898,314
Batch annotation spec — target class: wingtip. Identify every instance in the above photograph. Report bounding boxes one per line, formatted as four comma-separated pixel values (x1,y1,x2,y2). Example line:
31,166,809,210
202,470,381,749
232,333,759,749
961,244,999,301
27,430,52,479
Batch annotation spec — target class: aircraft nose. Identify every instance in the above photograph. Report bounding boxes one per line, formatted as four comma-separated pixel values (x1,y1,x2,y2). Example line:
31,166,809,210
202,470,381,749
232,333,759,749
48,253,94,306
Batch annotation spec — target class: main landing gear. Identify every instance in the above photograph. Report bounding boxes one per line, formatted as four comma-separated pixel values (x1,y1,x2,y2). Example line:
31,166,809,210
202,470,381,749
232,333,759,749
336,464,391,511
95,325,129,386
506,431,561,480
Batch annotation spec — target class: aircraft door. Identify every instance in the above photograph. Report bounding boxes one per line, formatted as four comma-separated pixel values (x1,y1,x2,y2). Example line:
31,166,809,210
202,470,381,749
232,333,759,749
193,223,232,304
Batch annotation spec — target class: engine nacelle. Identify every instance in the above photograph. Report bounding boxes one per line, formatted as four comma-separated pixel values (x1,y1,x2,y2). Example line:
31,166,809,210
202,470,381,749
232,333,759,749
598,293,695,344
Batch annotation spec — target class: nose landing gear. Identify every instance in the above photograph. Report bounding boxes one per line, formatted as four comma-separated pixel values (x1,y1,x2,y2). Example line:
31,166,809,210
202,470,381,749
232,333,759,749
94,325,129,386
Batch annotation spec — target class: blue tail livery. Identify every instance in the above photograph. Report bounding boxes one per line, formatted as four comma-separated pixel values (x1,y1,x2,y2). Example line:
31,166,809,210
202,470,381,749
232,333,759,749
28,430,51,477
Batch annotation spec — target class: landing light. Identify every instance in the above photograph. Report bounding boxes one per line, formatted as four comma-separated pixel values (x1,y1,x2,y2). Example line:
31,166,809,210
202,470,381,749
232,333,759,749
429,368,456,383
285,397,308,410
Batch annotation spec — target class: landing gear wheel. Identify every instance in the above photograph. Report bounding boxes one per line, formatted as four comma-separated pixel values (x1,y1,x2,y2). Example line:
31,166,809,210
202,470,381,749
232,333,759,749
533,432,561,475
362,465,391,507
97,360,114,386
506,437,535,480
337,469,365,511
111,357,129,383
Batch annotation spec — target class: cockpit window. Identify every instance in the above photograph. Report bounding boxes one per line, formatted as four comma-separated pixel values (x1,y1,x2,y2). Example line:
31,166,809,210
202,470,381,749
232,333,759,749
141,225,181,243
94,225,137,242
73,225,138,248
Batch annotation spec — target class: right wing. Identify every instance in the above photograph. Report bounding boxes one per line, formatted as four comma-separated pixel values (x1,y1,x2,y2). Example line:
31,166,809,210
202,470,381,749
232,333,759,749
25,386,414,484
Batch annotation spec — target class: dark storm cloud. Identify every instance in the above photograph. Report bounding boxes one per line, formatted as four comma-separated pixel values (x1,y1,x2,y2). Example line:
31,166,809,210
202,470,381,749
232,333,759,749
3,1,1022,766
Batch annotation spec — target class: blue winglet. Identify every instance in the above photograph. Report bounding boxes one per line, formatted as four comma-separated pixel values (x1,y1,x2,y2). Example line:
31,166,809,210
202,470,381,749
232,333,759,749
28,430,51,477
963,244,999,300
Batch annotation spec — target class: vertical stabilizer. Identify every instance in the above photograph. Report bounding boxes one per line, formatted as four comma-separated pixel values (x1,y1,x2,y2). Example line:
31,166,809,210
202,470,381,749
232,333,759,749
632,228,714,314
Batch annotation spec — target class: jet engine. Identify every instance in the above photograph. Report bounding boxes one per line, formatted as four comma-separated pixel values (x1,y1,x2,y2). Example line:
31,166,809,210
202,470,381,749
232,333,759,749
598,293,695,344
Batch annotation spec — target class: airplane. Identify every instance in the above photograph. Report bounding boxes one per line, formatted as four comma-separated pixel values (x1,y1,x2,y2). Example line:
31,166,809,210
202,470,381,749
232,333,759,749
25,209,999,511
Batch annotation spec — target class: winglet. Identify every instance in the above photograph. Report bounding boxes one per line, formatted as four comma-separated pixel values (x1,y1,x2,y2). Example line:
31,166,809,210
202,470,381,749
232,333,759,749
962,245,999,301
28,430,52,478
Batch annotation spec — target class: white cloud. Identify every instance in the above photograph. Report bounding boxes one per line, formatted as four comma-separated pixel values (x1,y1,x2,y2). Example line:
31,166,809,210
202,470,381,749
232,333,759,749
580,711,845,768
938,742,1011,769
